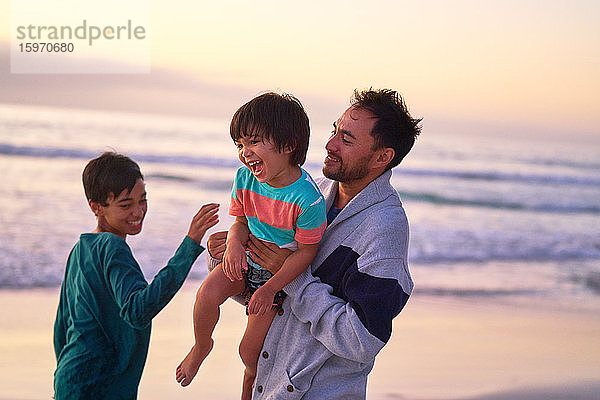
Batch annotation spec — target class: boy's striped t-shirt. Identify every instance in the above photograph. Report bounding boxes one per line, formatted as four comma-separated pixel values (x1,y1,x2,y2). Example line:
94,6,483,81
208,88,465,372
229,166,327,250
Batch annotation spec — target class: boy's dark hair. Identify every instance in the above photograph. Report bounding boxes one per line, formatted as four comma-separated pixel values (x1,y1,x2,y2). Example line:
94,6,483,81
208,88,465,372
230,92,310,166
82,152,143,206
351,88,422,170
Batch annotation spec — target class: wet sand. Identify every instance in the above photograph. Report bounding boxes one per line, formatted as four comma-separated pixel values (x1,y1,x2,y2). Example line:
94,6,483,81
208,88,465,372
1,282,598,400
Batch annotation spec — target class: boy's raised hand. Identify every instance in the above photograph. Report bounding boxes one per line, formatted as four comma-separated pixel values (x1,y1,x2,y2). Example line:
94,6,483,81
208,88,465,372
186,203,220,244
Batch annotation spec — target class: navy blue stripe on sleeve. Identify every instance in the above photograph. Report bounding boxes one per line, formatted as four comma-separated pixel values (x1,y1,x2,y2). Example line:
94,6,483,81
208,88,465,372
314,246,409,343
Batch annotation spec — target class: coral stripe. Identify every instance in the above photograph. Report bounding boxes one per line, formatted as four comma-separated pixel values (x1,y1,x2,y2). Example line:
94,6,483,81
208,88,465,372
229,197,244,216
231,189,303,230
296,222,327,244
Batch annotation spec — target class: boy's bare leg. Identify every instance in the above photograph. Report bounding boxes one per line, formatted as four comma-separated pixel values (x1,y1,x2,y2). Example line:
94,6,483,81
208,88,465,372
239,309,277,400
176,264,246,387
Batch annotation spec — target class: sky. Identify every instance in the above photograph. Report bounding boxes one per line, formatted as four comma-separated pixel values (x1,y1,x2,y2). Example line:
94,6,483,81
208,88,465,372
1,0,599,138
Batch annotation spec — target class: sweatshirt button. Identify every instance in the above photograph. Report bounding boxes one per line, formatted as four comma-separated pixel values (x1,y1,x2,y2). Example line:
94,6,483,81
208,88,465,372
262,351,269,359
257,385,263,393
287,385,294,392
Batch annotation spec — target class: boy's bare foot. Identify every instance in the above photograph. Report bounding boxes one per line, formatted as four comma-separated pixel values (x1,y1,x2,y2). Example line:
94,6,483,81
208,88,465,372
175,340,214,387
241,369,256,400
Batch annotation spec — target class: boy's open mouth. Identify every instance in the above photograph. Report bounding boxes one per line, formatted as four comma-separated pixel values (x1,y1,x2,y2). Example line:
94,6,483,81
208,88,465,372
247,160,264,176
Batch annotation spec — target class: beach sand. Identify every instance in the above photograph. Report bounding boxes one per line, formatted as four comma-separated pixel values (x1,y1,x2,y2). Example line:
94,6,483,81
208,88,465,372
1,282,599,400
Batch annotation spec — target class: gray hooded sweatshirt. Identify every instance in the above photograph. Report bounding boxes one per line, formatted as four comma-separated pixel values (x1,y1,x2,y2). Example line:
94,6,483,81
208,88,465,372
252,169,413,399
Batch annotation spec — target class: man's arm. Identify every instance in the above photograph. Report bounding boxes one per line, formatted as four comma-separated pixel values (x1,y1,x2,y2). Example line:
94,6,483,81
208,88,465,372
285,263,406,364
243,221,411,364
248,234,410,363
285,208,411,364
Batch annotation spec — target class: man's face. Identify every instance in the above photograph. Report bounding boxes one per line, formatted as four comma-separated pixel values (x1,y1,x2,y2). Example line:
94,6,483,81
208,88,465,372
323,106,377,182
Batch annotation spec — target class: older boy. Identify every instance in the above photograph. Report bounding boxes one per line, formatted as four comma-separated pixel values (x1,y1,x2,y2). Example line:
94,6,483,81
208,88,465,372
53,152,219,399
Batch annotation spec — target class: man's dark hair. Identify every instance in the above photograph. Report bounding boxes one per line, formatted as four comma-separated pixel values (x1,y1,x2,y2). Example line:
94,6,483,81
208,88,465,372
351,88,422,170
82,152,143,205
230,92,310,166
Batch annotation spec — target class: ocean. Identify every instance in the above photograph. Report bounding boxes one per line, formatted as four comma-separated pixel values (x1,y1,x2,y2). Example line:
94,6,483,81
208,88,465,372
1,103,599,312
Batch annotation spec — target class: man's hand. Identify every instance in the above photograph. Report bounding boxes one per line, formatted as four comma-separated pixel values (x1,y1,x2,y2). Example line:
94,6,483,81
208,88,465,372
207,231,227,260
248,284,277,316
247,234,292,275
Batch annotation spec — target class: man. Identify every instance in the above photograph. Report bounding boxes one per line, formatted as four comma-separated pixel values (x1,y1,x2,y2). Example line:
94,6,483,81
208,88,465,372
208,88,421,399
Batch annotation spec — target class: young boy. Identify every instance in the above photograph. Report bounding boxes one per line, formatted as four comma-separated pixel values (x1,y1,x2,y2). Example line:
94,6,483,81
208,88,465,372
53,152,219,400
176,93,327,399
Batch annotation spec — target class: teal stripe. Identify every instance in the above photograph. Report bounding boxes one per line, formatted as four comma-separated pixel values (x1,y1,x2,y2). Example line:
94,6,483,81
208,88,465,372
246,216,296,248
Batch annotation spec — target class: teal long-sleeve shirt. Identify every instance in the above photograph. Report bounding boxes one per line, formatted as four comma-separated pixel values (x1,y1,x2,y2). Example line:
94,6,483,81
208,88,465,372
53,232,204,400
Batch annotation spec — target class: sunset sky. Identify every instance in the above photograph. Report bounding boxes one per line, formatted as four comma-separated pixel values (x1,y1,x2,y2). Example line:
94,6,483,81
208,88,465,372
1,0,598,138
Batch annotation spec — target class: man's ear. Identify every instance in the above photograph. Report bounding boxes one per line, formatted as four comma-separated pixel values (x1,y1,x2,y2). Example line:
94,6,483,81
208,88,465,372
283,145,295,154
89,200,103,217
374,147,395,169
